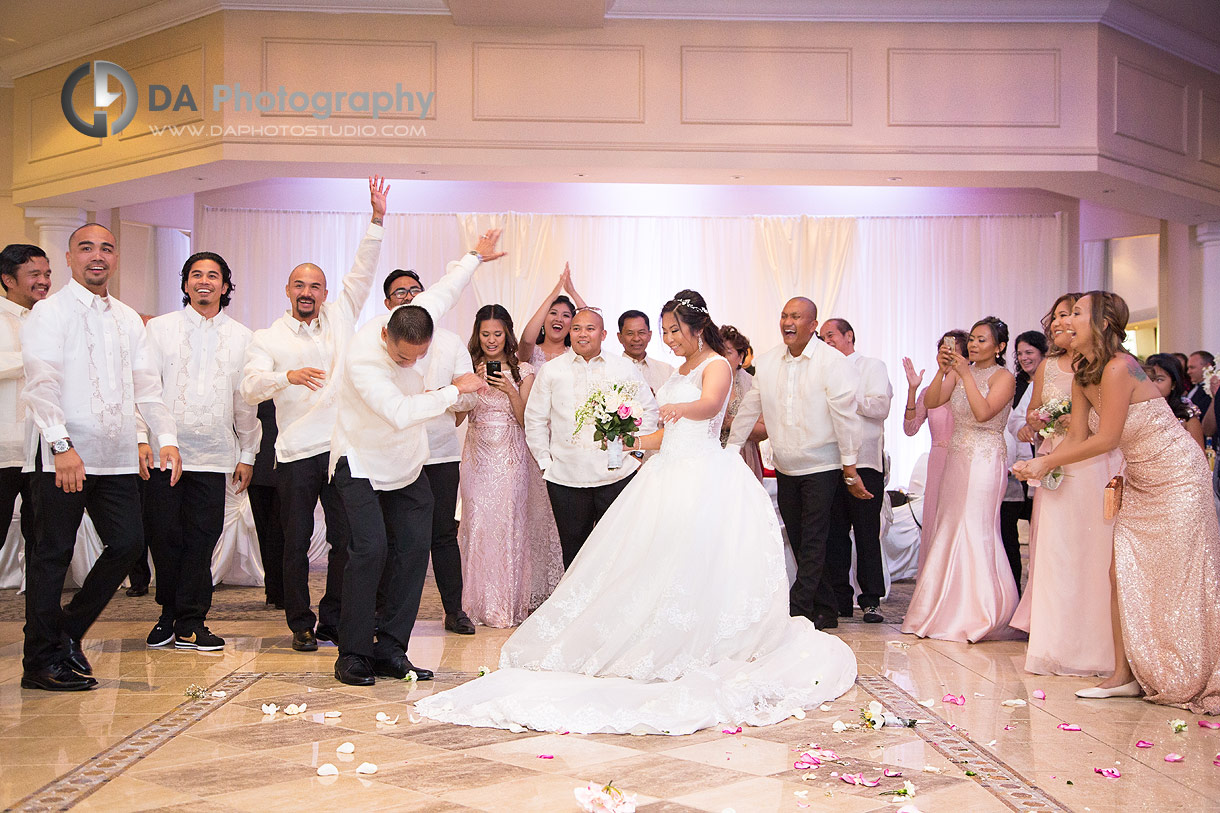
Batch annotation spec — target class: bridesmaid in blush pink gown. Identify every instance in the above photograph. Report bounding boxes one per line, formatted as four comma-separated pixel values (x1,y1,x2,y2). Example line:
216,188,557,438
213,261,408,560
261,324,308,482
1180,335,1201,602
1016,292,1220,712
902,330,967,575
1010,293,1119,676
902,318,1021,643
459,305,562,628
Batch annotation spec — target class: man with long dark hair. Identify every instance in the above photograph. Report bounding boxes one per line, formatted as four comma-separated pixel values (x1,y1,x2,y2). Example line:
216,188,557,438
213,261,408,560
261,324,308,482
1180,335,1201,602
139,251,260,651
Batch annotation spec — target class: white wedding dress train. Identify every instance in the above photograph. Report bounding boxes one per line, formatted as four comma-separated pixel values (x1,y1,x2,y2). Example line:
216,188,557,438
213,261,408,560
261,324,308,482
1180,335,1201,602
415,355,858,735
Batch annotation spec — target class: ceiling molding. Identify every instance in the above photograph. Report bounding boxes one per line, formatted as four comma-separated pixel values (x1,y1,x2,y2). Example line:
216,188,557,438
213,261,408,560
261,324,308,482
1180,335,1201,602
1,0,1215,88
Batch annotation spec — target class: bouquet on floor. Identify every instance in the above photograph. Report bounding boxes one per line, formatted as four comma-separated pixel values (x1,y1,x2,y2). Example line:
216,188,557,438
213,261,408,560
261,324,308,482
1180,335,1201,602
574,380,645,469
1033,395,1072,437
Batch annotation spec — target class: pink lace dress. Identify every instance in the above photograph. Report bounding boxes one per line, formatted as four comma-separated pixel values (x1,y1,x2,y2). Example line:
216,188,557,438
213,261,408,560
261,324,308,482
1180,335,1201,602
457,361,562,627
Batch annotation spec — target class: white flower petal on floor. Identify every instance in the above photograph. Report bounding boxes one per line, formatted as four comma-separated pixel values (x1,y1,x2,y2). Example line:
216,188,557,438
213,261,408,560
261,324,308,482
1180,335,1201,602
316,763,338,776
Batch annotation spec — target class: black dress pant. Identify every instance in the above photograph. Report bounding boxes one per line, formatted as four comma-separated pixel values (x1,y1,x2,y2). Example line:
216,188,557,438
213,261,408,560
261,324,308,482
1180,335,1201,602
277,452,350,634
0,465,35,555
143,469,226,634
248,483,285,605
826,466,887,611
423,462,464,614
24,463,143,672
546,472,636,568
333,458,433,659
999,495,1031,591
775,469,840,622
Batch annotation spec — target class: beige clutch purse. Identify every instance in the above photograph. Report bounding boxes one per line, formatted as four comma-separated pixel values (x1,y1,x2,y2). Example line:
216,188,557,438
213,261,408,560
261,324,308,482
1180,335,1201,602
1103,475,1124,521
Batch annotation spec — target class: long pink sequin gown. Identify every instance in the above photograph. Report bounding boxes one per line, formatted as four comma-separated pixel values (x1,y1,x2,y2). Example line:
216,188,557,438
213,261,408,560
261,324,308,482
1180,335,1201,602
458,361,563,628
1108,396,1220,713
903,387,954,574
902,365,1021,643
1010,358,1120,675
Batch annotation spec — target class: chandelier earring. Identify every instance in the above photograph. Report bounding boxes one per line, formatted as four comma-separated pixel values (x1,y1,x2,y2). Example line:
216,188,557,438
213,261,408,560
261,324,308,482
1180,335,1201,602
697,335,704,353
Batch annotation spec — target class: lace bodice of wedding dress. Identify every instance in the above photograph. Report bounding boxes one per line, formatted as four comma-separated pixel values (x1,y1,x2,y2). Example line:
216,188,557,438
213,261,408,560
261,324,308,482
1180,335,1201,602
654,354,730,459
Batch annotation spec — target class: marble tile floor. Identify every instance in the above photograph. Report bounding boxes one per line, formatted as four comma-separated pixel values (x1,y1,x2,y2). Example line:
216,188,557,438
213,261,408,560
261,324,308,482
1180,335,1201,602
2,615,1219,812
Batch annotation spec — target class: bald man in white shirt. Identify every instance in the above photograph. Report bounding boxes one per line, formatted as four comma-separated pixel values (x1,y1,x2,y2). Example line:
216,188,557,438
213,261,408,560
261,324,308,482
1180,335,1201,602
727,298,865,631
241,177,387,653
21,224,182,691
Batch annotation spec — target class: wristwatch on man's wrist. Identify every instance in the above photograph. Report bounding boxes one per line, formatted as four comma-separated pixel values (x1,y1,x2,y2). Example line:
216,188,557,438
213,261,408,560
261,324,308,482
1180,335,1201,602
50,438,73,455
843,475,858,485
468,249,483,262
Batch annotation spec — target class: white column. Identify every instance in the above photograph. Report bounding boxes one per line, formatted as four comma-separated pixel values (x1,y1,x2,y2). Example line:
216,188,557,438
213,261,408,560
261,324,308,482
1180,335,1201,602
1199,222,1220,356
24,206,86,294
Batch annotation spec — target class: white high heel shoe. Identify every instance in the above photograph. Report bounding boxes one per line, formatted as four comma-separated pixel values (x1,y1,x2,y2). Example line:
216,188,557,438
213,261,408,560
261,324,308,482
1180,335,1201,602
1075,680,1142,699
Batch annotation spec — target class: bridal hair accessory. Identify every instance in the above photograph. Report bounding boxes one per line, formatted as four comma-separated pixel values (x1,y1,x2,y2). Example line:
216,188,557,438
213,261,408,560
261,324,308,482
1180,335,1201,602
675,298,708,314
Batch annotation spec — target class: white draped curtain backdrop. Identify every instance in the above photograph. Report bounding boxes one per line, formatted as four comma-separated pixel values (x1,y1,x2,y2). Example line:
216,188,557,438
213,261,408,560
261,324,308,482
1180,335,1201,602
198,207,1067,487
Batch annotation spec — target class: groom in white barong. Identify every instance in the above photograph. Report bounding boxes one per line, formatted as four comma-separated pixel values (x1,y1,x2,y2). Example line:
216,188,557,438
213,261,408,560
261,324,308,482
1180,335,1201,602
524,307,660,568
416,290,856,736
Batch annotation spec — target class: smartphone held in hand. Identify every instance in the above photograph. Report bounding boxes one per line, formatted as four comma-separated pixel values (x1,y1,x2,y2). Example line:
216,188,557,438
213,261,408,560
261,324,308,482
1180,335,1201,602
486,360,502,379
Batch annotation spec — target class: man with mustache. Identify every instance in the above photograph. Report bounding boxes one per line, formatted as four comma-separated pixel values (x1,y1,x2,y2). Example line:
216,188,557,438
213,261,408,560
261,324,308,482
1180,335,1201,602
21,224,182,690
380,269,477,636
525,308,660,568
139,251,261,651
241,176,388,652
329,232,502,685
0,244,51,560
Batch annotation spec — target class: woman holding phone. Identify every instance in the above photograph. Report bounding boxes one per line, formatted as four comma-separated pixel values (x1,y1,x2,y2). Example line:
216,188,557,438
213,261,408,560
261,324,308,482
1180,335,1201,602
457,305,562,627
902,317,1021,643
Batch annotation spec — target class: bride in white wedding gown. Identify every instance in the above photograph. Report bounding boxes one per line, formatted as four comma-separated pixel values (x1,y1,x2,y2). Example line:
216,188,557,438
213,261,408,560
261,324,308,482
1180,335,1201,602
415,290,857,735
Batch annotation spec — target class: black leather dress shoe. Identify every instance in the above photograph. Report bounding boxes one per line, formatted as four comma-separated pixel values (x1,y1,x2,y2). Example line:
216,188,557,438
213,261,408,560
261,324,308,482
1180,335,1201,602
291,630,318,652
315,625,339,645
372,653,434,681
66,638,92,675
813,614,839,631
22,662,98,692
126,584,149,597
334,654,375,686
444,612,476,635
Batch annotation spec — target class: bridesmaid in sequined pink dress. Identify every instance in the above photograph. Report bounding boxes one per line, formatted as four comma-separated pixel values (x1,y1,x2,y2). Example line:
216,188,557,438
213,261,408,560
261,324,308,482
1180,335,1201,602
459,305,562,628
902,331,967,575
1015,292,1220,712
902,318,1021,643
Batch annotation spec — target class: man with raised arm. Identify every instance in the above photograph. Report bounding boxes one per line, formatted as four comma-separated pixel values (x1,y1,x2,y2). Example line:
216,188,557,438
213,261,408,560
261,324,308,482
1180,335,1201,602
241,176,388,653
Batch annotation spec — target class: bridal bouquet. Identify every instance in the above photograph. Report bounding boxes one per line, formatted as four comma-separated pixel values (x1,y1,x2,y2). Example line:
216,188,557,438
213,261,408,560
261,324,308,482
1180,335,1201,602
574,380,645,469
1033,395,1072,437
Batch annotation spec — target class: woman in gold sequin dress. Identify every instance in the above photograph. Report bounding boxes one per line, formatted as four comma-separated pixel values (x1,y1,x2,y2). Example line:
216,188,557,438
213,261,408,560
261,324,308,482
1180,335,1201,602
457,305,562,628
1015,292,1220,713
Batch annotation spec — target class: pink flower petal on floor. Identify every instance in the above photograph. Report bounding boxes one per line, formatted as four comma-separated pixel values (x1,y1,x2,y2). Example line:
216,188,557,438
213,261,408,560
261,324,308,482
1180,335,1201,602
1199,720,1220,729
861,776,881,787
1094,767,1122,778
1004,725,1015,731
1213,754,1220,767
839,773,861,785
723,726,742,734
884,769,903,777
1058,724,1082,731
942,694,966,706
1033,690,1046,700
1136,740,1155,748
537,754,554,759
1165,753,1184,762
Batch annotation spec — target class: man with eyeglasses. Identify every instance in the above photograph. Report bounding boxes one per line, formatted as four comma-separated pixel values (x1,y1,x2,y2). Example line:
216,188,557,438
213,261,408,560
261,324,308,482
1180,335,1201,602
380,268,477,635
